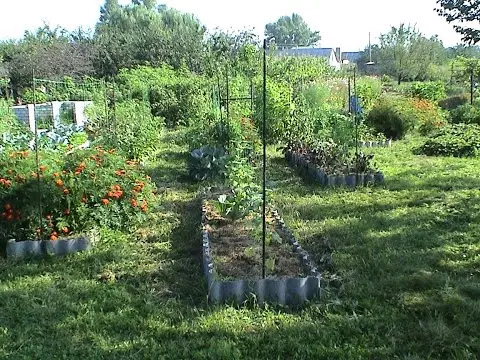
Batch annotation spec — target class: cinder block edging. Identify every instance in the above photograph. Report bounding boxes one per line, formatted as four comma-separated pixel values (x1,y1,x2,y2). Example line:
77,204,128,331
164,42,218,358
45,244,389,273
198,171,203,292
6,237,91,258
201,201,321,306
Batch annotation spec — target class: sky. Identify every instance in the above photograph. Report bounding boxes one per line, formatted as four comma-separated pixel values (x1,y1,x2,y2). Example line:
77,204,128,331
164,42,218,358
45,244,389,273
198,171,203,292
0,0,466,50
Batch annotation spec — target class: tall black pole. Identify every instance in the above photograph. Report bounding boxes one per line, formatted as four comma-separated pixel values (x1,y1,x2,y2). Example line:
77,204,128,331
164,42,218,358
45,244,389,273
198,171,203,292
226,64,230,122
33,72,43,239
353,66,359,183
470,67,474,105
262,39,267,279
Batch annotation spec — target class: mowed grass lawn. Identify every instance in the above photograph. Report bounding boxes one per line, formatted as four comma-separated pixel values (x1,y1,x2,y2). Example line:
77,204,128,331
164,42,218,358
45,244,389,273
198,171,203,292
1,132,479,359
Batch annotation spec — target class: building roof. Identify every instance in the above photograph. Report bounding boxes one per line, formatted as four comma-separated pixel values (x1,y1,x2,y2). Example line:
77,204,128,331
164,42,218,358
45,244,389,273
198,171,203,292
341,51,362,63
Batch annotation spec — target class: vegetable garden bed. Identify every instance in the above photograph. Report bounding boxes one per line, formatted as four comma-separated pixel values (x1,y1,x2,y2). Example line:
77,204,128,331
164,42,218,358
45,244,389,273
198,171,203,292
201,199,320,306
285,150,385,187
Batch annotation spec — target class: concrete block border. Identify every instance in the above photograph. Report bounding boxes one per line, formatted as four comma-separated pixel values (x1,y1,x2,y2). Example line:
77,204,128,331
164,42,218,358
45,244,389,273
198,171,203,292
201,201,321,306
6,237,91,258
285,151,385,187
359,139,393,148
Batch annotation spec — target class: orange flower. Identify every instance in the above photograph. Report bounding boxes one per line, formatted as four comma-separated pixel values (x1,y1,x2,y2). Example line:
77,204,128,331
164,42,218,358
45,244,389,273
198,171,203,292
81,197,87,203
64,209,71,216
53,172,60,177
101,198,110,205
55,179,64,187
115,169,126,176
50,234,58,241
61,227,69,234
112,191,123,199
130,199,137,207
63,188,70,195
39,165,47,172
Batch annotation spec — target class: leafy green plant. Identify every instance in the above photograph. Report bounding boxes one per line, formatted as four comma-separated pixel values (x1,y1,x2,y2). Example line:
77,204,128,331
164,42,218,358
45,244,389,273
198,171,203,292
0,147,157,242
188,146,228,181
215,156,261,220
366,96,416,139
405,81,447,102
450,103,480,125
356,76,382,114
416,123,480,157
438,94,469,110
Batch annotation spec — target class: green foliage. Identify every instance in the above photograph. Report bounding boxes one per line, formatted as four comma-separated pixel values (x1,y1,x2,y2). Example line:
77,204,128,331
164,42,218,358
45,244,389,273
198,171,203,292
265,13,320,47
405,81,447,101
366,96,415,139
95,2,206,76
187,146,228,181
103,100,163,160
0,147,157,241
118,65,211,127
0,99,21,135
215,156,261,220
254,78,293,143
22,89,48,104
356,76,382,113
438,94,469,110
450,103,480,125
417,123,480,157
436,0,480,44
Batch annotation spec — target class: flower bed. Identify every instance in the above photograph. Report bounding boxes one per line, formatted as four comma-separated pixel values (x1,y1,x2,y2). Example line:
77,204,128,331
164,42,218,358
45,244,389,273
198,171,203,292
0,147,157,253
201,199,321,306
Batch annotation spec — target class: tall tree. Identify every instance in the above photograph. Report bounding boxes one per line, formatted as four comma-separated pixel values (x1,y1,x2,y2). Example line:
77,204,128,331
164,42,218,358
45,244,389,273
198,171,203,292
377,24,447,83
436,0,480,44
94,1,206,77
265,13,320,48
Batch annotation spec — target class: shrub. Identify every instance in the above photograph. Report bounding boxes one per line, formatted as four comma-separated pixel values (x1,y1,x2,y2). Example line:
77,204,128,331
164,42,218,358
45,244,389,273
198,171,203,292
416,124,480,157
0,147,157,242
366,96,415,140
118,65,211,128
406,81,447,102
438,94,469,110
450,104,480,125
254,79,293,143
356,76,382,114
408,99,447,135
88,99,163,160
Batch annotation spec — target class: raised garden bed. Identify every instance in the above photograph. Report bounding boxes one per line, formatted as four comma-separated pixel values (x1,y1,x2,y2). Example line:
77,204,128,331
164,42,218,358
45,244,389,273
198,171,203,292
359,139,392,148
201,200,320,306
6,236,91,258
285,150,385,187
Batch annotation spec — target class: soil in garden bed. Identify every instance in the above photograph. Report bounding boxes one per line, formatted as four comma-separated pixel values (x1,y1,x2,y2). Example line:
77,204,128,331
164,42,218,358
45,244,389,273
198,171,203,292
204,202,305,280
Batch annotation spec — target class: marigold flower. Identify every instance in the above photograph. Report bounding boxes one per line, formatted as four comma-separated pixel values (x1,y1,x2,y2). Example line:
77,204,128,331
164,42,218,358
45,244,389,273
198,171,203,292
62,227,69,234
39,165,47,172
101,198,110,205
50,234,58,241
53,172,60,177
55,179,64,187
130,199,137,207
63,188,70,195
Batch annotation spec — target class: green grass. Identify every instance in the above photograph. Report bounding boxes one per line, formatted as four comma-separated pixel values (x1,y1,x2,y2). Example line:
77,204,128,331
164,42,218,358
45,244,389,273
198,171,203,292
1,133,479,359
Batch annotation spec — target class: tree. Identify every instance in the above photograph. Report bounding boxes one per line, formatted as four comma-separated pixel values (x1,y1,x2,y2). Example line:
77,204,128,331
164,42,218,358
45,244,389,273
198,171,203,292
94,1,206,77
265,13,320,48
378,24,447,83
436,0,480,44
0,24,95,95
